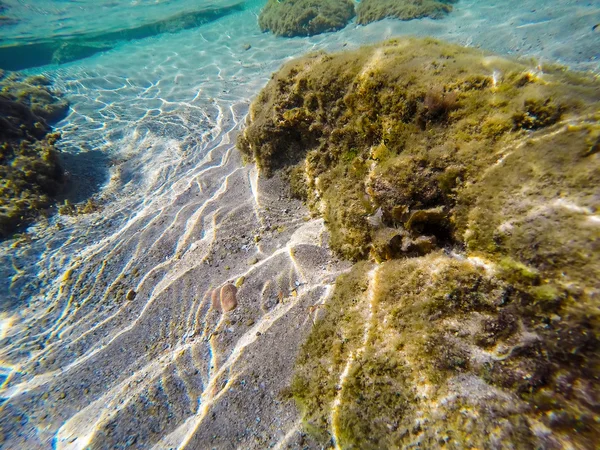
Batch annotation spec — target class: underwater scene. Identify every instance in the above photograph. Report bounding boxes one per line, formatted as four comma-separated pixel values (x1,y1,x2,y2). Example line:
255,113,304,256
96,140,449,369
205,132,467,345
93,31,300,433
0,0,599,448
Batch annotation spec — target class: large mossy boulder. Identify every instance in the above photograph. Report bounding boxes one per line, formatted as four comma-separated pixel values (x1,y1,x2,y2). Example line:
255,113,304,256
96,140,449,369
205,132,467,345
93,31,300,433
238,37,599,260
258,0,355,37
356,0,458,24
238,38,600,448
0,72,69,238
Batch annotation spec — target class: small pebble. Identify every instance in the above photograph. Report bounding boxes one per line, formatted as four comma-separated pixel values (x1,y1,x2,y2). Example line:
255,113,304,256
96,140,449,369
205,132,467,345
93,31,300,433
126,289,136,301
211,289,221,312
220,284,238,312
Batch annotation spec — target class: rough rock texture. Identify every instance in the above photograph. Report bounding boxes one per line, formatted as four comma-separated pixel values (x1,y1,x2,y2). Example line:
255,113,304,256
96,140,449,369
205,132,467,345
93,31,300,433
238,38,600,448
238,37,599,260
0,72,69,237
293,252,600,449
258,0,355,37
356,0,458,25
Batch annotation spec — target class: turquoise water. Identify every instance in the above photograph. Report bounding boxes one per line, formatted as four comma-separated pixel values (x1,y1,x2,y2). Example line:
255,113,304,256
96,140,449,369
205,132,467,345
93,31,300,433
0,1,599,448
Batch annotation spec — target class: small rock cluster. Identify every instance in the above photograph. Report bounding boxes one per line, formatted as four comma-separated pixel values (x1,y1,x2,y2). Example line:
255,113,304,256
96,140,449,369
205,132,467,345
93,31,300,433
258,0,459,37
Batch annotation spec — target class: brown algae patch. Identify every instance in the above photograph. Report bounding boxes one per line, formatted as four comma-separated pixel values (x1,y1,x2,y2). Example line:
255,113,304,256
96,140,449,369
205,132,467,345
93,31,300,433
238,38,600,448
258,0,355,37
0,71,69,238
356,0,458,25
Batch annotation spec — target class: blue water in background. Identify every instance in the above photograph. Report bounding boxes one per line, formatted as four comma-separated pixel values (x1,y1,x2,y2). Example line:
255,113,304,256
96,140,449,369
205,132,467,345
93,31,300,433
0,0,250,44
0,0,599,448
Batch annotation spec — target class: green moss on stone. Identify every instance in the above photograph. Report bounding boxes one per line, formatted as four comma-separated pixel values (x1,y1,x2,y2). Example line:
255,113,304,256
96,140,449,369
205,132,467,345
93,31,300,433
356,0,458,25
240,37,600,449
258,0,355,37
239,37,599,260
0,72,69,238
292,253,600,448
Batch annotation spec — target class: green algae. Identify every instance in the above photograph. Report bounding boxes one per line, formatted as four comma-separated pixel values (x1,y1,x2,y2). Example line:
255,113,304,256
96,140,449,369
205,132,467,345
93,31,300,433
356,0,458,25
238,37,600,261
292,254,600,448
239,37,600,448
258,0,355,37
0,72,69,238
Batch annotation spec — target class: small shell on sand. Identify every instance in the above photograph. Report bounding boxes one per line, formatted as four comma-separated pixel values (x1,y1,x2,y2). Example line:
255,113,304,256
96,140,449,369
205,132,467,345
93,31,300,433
220,283,238,312
211,289,222,312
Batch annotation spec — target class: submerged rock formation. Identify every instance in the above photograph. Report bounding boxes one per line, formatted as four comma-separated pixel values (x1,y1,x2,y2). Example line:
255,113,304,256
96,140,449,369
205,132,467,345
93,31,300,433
238,38,600,448
356,0,458,24
258,0,355,37
0,72,69,238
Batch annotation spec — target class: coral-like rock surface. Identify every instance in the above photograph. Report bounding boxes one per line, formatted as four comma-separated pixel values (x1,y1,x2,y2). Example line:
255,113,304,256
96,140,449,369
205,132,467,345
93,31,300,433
238,38,600,448
356,0,458,25
258,0,355,37
0,72,69,237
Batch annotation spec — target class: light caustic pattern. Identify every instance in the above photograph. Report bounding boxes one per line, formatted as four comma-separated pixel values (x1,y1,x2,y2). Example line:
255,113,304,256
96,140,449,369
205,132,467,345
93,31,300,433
0,10,349,449
1,1,598,448
0,78,341,448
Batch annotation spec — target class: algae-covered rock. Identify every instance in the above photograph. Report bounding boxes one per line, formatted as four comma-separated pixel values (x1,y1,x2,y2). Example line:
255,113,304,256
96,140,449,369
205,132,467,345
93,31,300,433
239,37,600,448
238,37,600,260
258,0,355,37
0,72,69,238
356,0,458,25
292,253,600,448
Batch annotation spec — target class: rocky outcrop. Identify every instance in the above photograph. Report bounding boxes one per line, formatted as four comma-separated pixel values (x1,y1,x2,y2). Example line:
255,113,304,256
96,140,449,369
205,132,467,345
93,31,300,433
239,38,600,448
356,0,458,25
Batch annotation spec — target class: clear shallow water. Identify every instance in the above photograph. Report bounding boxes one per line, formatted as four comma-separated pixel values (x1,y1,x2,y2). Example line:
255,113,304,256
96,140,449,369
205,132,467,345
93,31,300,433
0,0,246,43
0,0,599,448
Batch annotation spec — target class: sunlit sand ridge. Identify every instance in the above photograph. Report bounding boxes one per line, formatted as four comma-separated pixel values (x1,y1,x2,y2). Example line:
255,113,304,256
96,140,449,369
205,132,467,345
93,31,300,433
0,0,598,448
0,8,351,448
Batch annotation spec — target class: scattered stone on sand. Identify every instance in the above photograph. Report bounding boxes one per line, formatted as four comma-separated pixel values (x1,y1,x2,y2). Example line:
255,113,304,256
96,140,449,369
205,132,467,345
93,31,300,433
235,276,245,288
126,289,136,301
220,283,238,312
211,288,221,312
